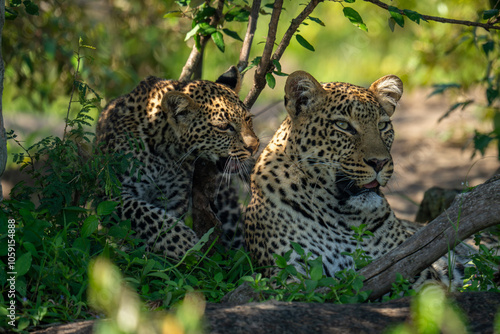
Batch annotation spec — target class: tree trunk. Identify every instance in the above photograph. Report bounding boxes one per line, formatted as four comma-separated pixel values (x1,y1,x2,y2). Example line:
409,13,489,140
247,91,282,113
360,175,500,300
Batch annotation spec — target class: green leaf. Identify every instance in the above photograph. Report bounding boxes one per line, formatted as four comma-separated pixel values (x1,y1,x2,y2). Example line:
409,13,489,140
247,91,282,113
428,83,461,98
81,215,99,238
473,131,493,156
163,11,182,18
143,259,156,276
97,201,118,216
494,112,500,136
291,242,305,256
482,40,495,57
184,24,200,41
344,0,356,3
304,279,318,292
274,254,288,268
352,275,364,292
285,264,298,277
240,276,256,283
23,0,39,15
15,252,32,276
225,8,250,22
483,9,499,20
148,272,170,280
189,0,205,7
194,5,216,21
343,7,367,31
222,28,243,41
388,6,404,27
214,272,224,283
198,22,217,35
295,34,315,52
309,256,323,281
211,31,225,52
241,56,261,74
265,73,276,89
73,237,90,253
438,100,474,122
318,277,337,286
22,242,38,257
486,86,499,106
308,16,325,26
5,8,18,20
271,59,288,76
403,9,422,24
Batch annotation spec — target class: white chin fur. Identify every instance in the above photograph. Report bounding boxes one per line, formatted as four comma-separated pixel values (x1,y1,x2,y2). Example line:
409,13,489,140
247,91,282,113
346,191,385,213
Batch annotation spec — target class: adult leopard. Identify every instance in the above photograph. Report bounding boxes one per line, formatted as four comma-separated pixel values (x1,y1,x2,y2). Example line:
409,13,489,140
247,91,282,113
96,67,259,259
245,70,467,289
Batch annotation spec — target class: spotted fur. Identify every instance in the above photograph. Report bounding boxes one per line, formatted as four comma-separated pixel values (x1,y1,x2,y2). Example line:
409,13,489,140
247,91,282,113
96,67,259,259
245,70,466,289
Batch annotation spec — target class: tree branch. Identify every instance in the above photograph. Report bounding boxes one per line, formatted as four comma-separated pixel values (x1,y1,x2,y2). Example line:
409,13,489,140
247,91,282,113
243,0,283,108
237,0,262,75
360,176,500,300
364,0,500,31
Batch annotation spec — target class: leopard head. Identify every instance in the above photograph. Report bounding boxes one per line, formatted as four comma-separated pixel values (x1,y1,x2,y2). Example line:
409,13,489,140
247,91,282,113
283,70,403,197
160,67,259,173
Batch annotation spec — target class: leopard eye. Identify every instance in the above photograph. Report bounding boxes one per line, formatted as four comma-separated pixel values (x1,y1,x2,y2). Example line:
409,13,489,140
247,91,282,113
378,121,389,131
334,121,350,131
215,123,236,132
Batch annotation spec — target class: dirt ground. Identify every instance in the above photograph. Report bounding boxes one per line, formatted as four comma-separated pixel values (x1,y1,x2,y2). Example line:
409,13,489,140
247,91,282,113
3,90,499,222
251,89,500,222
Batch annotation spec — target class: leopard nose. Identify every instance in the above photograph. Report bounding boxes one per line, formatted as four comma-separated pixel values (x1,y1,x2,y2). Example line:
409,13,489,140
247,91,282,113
364,158,389,173
245,136,260,155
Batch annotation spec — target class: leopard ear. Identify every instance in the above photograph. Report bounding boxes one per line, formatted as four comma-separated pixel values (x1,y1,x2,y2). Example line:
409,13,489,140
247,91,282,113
369,75,403,117
284,71,326,119
161,91,198,124
216,66,242,93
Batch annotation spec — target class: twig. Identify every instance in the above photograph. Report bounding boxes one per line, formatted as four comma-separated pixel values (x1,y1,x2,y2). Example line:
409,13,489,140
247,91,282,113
63,47,82,141
237,0,262,75
272,0,323,63
179,0,225,81
364,0,500,31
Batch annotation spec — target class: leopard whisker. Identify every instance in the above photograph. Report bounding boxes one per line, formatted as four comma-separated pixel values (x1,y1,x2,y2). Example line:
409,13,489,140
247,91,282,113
176,145,198,167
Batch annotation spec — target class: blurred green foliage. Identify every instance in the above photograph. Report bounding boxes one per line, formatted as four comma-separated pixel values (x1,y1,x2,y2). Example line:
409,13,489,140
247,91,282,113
1,0,494,106
2,0,499,156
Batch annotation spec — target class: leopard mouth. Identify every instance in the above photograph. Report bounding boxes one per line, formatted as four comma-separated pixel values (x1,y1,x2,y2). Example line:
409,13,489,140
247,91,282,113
336,174,381,197
216,157,242,174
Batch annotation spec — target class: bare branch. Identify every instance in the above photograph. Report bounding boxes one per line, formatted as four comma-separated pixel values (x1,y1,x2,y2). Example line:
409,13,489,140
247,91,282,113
364,0,500,31
238,0,262,74
244,0,283,108
179,0,225,81
272,0,323,63
360,176,500,300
